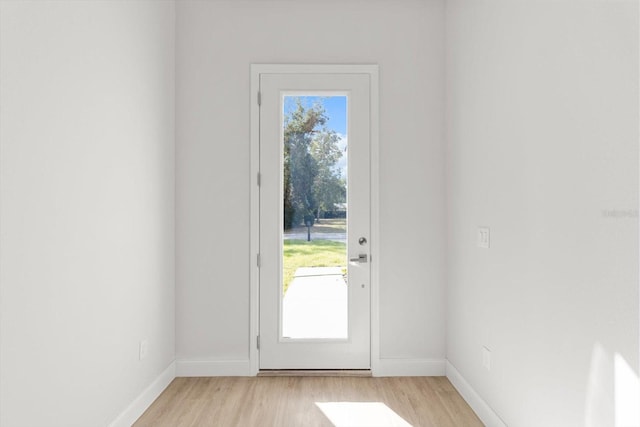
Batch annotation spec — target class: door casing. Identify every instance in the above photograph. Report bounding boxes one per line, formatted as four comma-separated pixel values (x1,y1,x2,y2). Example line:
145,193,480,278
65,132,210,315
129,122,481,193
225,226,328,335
249,64,379,375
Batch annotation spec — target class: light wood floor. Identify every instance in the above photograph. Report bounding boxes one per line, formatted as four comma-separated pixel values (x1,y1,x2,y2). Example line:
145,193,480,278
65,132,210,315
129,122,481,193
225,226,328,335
134,376,483,427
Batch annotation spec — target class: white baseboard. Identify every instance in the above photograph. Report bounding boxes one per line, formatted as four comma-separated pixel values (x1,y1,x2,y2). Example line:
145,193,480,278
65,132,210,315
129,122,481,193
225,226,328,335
176,359,251,376
373,358,446,377
446,360,507,427
109,361,175,427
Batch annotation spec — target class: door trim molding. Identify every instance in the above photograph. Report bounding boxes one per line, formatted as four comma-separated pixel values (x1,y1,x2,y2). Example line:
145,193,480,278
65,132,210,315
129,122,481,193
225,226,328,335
249,64,379,375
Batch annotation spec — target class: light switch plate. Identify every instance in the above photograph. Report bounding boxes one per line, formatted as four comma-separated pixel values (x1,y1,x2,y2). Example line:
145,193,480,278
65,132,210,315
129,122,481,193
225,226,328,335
477,226,490,249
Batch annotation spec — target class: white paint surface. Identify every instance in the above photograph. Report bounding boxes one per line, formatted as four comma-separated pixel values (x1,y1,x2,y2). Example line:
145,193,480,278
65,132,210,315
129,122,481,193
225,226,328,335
0,2,175,426
176,0,446,365
446,1,639,426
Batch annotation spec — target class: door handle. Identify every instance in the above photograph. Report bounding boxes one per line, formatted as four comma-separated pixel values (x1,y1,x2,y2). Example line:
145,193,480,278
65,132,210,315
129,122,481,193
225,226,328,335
349,254,368,263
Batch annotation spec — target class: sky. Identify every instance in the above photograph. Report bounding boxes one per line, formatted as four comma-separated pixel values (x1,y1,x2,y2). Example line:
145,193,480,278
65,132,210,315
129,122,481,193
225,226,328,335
283,95,348,178
283,95,347,135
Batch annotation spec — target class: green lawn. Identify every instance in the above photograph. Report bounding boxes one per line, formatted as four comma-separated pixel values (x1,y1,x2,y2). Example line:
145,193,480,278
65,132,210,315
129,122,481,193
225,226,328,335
283,239,346,294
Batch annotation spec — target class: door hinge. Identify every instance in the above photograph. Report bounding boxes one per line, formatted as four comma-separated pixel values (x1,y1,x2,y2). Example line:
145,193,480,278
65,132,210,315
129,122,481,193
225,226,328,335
257,335,260,350
257,253,261,268
257,172,261,186
257,91,261,106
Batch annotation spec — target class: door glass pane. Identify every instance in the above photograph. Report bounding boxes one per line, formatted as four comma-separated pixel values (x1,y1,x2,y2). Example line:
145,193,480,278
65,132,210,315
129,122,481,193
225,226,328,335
281,95,348,339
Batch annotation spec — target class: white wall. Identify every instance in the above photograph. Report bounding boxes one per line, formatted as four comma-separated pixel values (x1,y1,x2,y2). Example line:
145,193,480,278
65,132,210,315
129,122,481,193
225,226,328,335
446,1,639,426
6,1,634,424
176,0,446,371
0,2,175,426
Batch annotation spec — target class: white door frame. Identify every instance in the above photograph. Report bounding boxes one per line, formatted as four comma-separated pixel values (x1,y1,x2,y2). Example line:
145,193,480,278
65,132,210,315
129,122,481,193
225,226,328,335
249,64,379,375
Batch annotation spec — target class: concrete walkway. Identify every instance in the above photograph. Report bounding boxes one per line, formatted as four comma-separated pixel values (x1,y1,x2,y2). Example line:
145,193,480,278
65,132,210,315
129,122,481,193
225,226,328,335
282,267,348,339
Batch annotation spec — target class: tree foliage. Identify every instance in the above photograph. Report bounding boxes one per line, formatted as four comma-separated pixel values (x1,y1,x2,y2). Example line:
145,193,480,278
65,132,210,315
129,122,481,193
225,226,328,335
283,100,346,230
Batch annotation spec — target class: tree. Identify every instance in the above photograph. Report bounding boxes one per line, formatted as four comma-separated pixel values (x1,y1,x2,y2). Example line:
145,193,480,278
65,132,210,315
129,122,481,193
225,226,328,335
283,101,322,229
310,131,346,219
283,100,346,229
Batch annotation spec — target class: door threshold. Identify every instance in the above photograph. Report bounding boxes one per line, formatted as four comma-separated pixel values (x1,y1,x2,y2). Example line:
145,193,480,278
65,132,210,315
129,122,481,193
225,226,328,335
258,369,372,377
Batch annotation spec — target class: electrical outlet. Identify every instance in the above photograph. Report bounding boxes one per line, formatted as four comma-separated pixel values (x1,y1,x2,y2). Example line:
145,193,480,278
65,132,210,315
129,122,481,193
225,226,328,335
477,226,490,249
482,346,491,371
139,339,148,361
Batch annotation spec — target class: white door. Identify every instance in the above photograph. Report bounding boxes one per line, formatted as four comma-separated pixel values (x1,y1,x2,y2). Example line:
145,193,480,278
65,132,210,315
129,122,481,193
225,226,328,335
259,71,371,369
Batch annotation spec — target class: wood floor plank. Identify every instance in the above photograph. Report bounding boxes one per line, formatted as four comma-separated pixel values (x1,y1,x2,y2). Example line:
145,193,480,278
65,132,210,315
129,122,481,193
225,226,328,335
133,376,483,427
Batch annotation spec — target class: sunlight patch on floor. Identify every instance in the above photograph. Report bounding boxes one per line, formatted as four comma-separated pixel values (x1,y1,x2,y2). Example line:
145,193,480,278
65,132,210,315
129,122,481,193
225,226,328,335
315,402,413,427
